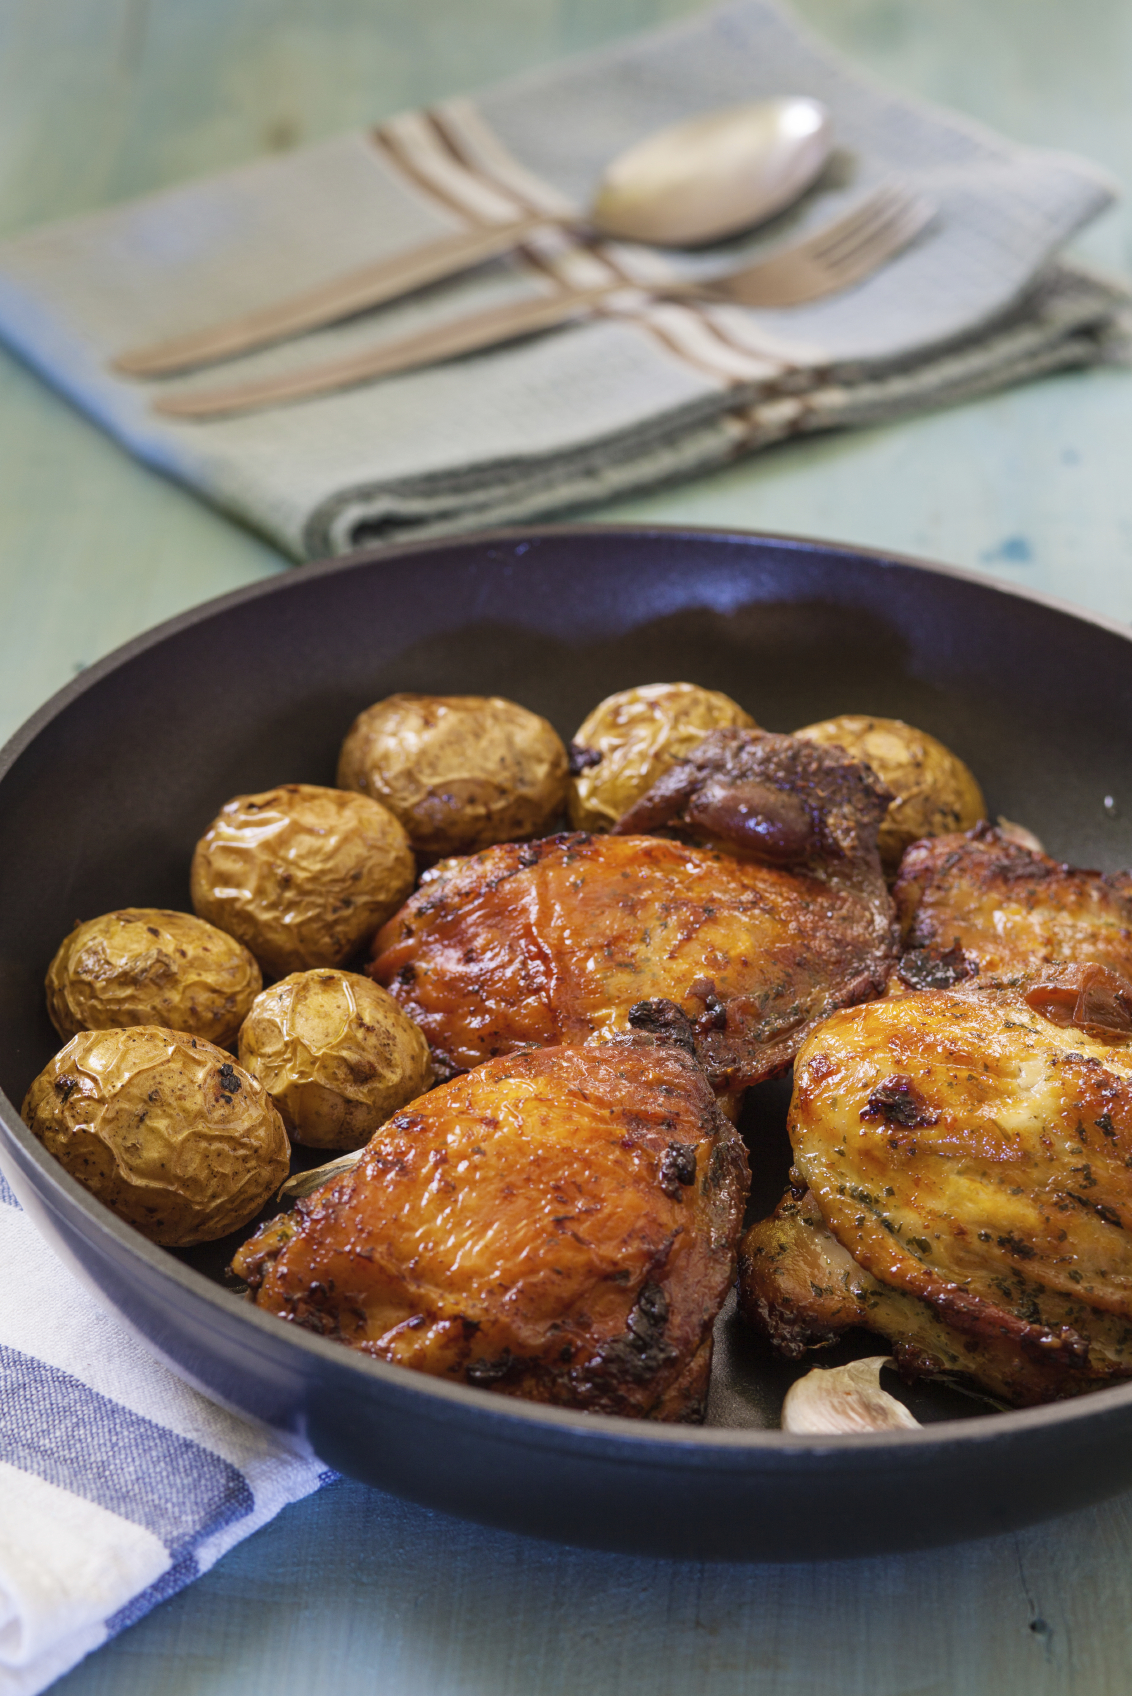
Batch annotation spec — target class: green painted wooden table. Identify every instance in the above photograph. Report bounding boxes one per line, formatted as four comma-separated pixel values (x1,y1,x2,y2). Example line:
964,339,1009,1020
2,1,1130,1690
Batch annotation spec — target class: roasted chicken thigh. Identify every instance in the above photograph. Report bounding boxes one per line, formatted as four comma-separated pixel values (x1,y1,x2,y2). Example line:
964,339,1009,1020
233,1025,749,1419
740,976,1132,1405
370,732,897,1094
892,822,1132,991
611,726,890,866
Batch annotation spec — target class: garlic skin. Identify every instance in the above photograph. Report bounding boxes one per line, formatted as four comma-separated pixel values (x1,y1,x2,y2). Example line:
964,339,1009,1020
996,816,1045,855
277,1148,363,1202
781,1357,920,1434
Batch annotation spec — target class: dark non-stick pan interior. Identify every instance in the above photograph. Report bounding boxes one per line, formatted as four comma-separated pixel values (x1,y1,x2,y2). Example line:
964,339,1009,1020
3,525,1132,1560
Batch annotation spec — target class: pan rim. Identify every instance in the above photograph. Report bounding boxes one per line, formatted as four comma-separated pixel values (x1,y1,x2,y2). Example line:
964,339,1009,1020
4,519,1132,1465
4,519,1131,781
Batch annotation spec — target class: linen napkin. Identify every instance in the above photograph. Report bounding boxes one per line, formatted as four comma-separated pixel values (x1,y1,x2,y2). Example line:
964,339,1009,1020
0,0,1124,561
0,1166,330,1696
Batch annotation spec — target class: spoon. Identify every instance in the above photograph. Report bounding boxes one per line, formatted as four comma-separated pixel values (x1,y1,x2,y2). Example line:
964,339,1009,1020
592,96,832,246
154,183,933,420
114,96,833,378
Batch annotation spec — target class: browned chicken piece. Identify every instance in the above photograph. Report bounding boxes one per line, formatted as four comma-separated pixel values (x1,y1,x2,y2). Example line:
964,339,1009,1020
611,726,891,865
1024,961,1132,1042
370,732,897,1094
739,971,1132,1406
741,1182,998,1381
233,1023,749,1420
892,821,1132,992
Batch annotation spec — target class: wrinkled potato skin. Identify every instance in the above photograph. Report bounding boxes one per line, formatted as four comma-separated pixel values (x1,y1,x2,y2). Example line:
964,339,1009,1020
22,1027,290,1247
46,908,262,1047
238,969,432,1150
568,683,758,832
191,784,414,979
794,714,986,872
336,693,568,857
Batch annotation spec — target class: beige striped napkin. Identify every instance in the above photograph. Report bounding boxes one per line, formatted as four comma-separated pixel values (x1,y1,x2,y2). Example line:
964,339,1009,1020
0,0,1123,558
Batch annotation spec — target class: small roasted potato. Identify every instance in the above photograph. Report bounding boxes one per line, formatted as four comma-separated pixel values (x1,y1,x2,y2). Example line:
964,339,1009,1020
568,682,757,832
45,908,262,1047
336,693,568,857
22,1026,289,1247
191,784,414,979
238,968,432,1150
794,714,986,872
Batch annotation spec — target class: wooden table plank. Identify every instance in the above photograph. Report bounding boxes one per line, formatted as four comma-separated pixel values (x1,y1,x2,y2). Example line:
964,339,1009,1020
608,368,1132,626
54,1477,1132,1695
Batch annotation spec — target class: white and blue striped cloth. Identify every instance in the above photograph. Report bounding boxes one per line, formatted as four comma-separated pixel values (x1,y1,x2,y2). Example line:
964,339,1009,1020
0,1167,331,1696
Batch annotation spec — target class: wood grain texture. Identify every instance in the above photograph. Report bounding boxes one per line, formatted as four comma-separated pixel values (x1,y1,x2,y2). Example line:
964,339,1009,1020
0,1,1129,1691
54,1478,1132,1695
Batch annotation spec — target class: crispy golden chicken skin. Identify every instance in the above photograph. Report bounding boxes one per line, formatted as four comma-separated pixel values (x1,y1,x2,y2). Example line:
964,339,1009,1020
233,1033,749,1420
740,1183,991,1378
370,734,897,1093
892,822,1132,992
740,979,1132,1405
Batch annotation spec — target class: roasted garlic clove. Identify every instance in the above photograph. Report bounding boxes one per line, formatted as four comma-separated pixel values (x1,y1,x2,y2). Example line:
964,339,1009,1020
277,1149,364,1202
781,1357,920,1434
996,816,1045,855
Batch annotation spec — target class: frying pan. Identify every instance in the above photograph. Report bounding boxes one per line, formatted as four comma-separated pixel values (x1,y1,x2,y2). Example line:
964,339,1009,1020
2,524,1131,1561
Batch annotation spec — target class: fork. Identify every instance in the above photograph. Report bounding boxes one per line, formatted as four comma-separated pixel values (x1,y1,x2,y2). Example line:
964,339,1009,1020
152,186,934,421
